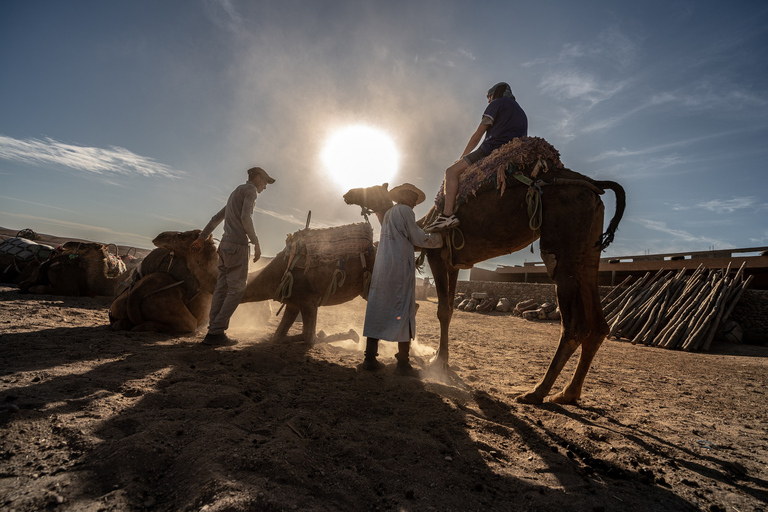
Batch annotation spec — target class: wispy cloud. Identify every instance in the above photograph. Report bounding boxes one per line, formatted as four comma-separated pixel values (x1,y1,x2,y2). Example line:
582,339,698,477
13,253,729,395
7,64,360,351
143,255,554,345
539,71,628,106
672,196,768,214
748,230,768,246
0,135,183,179
586,129,744,163
0,195,81,215
254,206,319,228
524,26,637,71
631,218,725,247
0,211,151,246
203,0,245,37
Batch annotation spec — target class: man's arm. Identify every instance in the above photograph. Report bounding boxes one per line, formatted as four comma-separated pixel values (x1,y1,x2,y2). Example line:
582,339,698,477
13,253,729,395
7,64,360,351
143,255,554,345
190,207,225,252
460,120,491,158
399,207,443,249
241,188,261,262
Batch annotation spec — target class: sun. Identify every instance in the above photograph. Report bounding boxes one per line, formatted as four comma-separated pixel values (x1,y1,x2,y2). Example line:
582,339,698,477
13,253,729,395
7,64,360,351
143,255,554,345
321,125,399,190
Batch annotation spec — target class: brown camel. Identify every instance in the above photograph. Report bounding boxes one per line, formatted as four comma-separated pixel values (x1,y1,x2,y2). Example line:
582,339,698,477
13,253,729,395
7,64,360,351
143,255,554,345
19,241,131,296
240,223,375,344
344,154,626,404
109,230,218,333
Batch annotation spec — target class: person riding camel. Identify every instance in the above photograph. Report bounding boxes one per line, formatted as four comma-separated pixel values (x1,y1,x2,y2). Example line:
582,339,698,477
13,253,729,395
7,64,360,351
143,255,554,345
425,82,528,232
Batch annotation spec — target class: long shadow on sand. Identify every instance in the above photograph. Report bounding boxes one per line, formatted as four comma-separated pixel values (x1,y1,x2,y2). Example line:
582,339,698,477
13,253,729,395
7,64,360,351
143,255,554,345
1,324,700,511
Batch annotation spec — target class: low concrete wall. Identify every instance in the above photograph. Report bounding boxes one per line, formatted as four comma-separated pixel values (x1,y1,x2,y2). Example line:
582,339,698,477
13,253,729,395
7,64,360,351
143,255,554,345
450,281,768,344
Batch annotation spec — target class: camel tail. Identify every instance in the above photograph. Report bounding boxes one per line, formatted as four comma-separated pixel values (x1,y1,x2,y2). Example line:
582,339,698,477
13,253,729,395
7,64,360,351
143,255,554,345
594,180,626,251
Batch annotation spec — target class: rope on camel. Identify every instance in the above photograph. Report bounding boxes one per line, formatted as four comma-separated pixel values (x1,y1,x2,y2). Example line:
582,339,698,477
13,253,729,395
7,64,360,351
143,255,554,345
362,270,372,300
275,243,299,301
321,261,346,306
511,172,544,236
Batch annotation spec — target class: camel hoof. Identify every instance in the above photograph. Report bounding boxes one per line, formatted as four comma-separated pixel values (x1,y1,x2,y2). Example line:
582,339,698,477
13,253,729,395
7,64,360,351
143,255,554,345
427,357,448,373
515,392,544,404
548,392,578,405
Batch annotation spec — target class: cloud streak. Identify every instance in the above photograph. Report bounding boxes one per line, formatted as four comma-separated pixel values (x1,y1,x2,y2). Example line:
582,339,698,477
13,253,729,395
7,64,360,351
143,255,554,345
672,197,768,214
0,210,151,246
632,218,724,247
0,135,183,179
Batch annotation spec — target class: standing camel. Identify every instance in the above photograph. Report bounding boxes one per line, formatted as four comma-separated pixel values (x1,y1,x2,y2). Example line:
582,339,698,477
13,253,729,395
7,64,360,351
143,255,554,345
240,223,375,344
344,139,626,404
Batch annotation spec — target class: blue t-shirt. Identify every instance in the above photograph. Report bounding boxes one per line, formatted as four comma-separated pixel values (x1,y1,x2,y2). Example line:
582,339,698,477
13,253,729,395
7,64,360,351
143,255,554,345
478,97,528,154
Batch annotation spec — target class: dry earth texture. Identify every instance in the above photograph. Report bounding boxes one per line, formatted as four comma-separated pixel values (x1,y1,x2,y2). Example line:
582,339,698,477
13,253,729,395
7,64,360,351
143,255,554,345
1,286,767,512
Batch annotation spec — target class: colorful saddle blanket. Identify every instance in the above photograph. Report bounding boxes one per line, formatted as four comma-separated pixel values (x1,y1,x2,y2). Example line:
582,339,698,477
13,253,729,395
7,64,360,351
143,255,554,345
433,136,566,212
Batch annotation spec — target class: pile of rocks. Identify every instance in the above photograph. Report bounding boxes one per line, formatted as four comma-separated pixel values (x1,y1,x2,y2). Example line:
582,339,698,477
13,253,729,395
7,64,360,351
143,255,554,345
453,292,560,321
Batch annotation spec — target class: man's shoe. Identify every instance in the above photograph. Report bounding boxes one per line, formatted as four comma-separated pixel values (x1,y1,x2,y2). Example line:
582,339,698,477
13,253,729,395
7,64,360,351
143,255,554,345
202,333,238,346
425,214,459,232
358,358,386,371
395,361,420,378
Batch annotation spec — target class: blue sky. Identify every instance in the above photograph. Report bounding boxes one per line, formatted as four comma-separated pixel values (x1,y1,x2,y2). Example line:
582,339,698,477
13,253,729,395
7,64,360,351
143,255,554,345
1,0,767,273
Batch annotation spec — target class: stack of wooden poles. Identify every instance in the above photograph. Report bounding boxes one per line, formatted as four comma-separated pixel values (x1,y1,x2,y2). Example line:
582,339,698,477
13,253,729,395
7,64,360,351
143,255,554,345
601,262,753,351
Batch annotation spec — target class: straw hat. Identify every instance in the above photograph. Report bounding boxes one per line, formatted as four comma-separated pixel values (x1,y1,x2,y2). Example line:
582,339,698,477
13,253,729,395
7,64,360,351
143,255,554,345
389,183,426,205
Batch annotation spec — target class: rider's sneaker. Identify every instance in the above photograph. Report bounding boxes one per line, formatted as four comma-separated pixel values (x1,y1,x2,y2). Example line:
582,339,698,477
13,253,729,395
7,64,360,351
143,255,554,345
425,214,459,232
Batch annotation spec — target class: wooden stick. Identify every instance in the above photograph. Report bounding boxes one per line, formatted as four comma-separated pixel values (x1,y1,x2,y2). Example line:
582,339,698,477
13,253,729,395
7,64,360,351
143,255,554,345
682,279,724,351
701,275,753,351
601,275,634,307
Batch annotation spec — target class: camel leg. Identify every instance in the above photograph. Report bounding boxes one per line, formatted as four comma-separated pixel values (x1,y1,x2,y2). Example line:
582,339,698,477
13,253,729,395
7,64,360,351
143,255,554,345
131,306,199,333
272,304,300,342
298,304,319,345
427,251,459,369
549,210,609,404
517,275,586,404
316,329,360,344
518,194,607,405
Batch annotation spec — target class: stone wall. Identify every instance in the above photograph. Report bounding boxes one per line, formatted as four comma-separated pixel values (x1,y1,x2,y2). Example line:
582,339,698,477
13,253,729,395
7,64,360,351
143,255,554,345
731,289,768,343
449,281,768,344
455,281,557,304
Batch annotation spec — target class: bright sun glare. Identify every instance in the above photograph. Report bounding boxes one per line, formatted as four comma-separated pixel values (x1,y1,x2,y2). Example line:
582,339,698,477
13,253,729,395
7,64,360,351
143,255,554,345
321,125,399,190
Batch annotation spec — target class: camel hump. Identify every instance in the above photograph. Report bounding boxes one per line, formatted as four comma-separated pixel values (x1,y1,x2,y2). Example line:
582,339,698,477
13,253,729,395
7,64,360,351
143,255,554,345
433,136,568,211
286,223,373,269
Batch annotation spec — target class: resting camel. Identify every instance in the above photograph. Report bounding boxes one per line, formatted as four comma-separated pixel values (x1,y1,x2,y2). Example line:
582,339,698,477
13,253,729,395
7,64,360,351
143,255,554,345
344,137,626,404
19,241,131,296
109,230,218,333
240,223,375,344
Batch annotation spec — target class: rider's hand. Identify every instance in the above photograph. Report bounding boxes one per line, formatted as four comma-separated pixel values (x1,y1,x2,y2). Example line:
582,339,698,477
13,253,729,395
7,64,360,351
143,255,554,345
189,238,203,252
252,241,261,263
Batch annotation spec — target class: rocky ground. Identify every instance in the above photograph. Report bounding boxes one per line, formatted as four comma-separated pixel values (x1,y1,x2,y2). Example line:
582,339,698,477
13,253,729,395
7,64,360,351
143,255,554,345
1,286,767,512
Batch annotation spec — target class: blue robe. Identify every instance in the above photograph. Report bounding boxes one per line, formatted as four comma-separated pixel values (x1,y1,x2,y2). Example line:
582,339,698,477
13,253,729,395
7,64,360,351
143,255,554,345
363,204,442,342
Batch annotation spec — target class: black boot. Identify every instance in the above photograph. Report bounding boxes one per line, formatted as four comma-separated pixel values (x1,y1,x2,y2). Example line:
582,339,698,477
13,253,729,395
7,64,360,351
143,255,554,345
395,342,419,377
360,337,385,371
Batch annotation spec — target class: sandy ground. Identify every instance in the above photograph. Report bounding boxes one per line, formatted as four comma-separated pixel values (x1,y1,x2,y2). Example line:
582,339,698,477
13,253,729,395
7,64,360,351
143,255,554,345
1,286,767,512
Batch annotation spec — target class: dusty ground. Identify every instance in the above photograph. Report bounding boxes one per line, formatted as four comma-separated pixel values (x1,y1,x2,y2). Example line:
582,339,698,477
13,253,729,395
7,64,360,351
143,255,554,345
1,286,767,512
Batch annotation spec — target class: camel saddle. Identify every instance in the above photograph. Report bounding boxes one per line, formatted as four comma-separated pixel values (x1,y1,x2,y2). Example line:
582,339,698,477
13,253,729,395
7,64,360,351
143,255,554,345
433,136,594,212
0,237,56,262
284,223,373,269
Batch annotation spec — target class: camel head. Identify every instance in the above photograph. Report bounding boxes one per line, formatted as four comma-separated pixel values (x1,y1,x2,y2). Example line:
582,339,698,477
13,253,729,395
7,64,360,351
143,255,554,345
60,241,108,259
152,229,210,255
343,183,393,215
